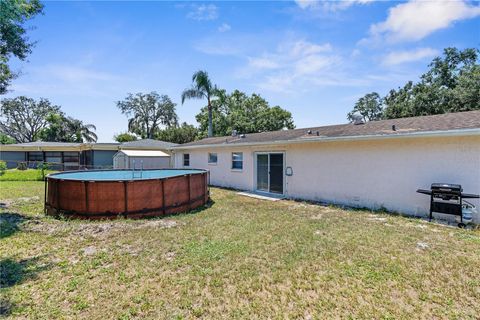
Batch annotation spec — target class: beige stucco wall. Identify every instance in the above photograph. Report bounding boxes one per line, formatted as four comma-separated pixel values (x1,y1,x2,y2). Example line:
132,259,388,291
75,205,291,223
174,135,480,222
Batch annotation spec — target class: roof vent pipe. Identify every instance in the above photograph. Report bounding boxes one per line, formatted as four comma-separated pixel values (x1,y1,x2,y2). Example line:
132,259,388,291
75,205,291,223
232,130,238,137
392,125,396,131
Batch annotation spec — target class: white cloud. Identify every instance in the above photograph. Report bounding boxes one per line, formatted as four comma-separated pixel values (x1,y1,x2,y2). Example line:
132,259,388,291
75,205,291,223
195,33,402,93
294,54,334,75
382,47,439,66
194,33,269,56
294,0,374,11
194,40,243,56
43,65,117,82
218,23,231,32
350,49,361,57
187,4,218,21
260,74,295,93
294,0,316,9
9,64,122,97
289,40,332,56
241,39,343,92
367,0,480,43
247,40,335,72
248,57,280,70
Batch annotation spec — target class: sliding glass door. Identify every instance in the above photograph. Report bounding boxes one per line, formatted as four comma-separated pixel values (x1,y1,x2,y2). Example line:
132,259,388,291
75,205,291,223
256,153,284,194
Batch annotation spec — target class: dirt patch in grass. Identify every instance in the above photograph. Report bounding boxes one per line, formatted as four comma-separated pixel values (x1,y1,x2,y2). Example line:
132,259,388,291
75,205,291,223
24,218,182,237
0,196,39,209
2,210,181,241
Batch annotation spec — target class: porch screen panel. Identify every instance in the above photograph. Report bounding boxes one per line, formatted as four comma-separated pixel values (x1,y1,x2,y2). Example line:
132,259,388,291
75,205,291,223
45,152,62,164
28,152,43,162
64,152,80,170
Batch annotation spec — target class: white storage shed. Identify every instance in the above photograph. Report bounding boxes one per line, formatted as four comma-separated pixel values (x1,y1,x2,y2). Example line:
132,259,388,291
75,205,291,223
113,150,171,169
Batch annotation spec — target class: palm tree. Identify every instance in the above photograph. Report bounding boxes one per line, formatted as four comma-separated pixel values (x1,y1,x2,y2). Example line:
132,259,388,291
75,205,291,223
68,118,98,142
181,70,217,137
78,123,98,143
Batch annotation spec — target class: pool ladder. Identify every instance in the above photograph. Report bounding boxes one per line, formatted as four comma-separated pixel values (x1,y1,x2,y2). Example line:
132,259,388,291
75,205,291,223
132,160,143,179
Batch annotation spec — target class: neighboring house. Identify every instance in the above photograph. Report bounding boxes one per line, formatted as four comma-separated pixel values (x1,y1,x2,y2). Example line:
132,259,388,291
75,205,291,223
0,139,177,170
172,111,480,222
0,141,119,170
113,150,171,169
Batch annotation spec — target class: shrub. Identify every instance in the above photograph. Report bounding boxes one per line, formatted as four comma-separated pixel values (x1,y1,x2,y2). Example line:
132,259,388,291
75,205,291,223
37,162,50,180
0,161,6,176
17,162,27,170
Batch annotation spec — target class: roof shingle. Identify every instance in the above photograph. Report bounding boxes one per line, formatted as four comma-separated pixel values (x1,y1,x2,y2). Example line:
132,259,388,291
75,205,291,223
175,110,480,148
120,139,177,149
4,141,84,148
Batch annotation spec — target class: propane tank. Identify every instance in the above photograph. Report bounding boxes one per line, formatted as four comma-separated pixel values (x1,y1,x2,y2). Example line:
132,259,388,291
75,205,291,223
457,201,477,224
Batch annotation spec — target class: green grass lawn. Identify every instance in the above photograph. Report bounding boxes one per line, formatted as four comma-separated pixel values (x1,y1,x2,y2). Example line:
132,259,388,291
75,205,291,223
0,169,55,181
1,181,479,319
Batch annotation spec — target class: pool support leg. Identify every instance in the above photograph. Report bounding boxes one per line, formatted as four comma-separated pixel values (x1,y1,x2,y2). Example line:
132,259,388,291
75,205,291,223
161,179,166,215
56,179,59,212
84,181,89,214
123,180,128,217
187,175,191,211
44,178,47,214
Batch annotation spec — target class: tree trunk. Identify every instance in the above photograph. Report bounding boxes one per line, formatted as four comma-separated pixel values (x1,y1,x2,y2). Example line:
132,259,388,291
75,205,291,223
207,98,213,137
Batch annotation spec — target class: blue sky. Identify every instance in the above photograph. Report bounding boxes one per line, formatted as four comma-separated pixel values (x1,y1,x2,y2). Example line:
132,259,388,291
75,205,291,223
5,0,480,142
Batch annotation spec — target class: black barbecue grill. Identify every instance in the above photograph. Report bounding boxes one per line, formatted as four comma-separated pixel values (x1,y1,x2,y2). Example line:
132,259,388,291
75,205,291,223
417,183,479,226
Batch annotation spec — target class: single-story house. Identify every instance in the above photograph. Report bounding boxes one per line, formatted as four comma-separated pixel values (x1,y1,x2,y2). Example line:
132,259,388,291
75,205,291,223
113,150,171,169
171,111,480,222
0,141,119,170
0,139,177,170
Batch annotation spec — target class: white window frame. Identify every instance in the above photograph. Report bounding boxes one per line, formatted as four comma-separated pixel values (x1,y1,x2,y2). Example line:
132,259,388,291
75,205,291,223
183,153,190,167
231,152,243,171
208,152,218,165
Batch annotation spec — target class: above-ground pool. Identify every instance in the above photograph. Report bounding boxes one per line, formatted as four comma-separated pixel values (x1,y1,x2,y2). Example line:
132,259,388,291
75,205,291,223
45,169,209,219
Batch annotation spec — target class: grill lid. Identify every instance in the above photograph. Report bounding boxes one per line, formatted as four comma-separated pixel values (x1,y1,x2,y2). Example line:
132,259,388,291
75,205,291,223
431,183,462,192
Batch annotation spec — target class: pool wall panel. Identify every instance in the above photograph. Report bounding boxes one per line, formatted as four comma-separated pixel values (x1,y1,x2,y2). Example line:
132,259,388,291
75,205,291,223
190,174,207,209
164,176,190,215
126,180,164,213
58,180,86,213
45,170,209,219
46,179,58,211
88,181,126,214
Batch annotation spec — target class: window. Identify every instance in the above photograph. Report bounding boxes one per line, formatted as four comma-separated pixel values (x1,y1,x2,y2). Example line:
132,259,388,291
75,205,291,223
183,153,190,166
27,152,43,162
208,153,218,164
231,152,243,170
